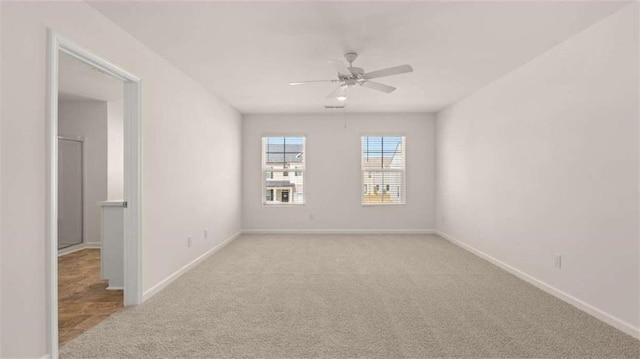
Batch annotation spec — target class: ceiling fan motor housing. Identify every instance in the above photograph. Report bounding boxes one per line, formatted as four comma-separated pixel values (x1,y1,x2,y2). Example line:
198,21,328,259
348,67,364,76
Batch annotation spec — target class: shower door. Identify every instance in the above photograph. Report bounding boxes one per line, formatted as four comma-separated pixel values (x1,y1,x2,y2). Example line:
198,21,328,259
58,138,84,249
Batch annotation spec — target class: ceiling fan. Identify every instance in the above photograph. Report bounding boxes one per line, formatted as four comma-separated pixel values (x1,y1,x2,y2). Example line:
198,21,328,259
289,52,413,101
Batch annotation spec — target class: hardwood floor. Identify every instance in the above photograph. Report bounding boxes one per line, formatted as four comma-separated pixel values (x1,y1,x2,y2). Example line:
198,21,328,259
58,248,123,346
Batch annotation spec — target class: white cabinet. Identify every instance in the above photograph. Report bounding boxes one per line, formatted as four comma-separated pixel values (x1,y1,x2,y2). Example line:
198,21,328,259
99,200,124,290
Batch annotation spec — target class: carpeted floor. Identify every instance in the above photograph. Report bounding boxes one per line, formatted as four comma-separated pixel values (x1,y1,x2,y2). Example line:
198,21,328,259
60,234,639,358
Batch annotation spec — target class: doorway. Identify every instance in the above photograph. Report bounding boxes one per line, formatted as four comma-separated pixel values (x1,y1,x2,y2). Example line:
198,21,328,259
57,48,127,345
46,30,142,358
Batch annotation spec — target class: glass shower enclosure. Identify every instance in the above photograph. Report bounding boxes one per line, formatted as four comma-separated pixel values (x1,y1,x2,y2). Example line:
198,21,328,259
58,137,84,249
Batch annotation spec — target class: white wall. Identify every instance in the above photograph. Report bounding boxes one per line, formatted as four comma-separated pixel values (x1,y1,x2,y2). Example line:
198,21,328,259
243,113,436,232
107,99,124,200
0,2,3,354
0,2,242,357
436,3,639,335
59,100,109,245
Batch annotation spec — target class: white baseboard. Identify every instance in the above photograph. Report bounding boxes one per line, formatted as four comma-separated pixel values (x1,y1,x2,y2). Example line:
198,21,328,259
57,242,101,257
142,231,242,302
242,229,436,235
435,230,640,340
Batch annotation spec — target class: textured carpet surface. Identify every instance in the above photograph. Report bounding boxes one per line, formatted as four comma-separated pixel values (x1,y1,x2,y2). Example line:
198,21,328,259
61,234,639,358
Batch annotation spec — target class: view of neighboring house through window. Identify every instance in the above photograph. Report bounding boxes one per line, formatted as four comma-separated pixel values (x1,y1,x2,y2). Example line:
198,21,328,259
362,136,406,205
263,136,305,204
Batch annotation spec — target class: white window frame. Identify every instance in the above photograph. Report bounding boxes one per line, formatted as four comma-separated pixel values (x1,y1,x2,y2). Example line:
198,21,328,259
361,135,406,206
262,135,306,206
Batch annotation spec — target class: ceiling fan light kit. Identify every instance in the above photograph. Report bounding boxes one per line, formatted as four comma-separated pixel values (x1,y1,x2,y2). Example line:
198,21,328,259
289,52,413,106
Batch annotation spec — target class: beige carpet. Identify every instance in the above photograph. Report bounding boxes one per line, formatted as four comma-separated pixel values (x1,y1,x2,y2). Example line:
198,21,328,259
61,234,639,358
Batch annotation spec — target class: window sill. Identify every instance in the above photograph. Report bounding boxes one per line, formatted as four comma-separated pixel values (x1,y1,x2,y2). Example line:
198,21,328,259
361,203,406,207
262,203,306,207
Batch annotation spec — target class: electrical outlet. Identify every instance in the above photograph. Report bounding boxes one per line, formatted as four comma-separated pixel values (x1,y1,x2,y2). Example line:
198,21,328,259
204,228,208,239
553,253,562,269
188,236,193,248
309,214,314,221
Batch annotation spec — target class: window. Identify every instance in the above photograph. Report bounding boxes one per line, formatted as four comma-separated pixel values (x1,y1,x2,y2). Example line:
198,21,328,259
361,136,405,205
263,136,305,205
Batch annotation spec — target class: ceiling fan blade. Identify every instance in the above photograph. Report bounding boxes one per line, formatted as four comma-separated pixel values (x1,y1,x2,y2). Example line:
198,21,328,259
326,84,347,98
363,64,413,80
361,81,396,93
328,59,351,77
289,80,337,86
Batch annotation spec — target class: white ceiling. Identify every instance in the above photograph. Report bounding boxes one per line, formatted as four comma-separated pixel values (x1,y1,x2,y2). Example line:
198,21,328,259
58,50,123,102
88,1,627,114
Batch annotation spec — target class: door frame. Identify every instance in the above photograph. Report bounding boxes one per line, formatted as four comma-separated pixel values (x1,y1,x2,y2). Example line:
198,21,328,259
46,29,143,358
